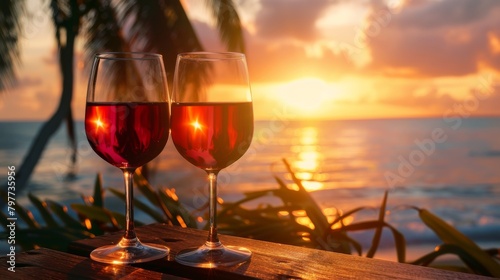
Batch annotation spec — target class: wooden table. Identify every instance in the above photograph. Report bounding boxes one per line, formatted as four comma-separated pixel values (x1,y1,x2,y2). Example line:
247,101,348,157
0,223,495,279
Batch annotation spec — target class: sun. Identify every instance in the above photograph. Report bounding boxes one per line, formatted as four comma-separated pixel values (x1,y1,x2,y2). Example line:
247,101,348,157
271,77,341,118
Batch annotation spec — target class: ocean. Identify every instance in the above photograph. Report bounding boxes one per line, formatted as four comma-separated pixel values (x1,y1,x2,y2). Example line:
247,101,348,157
1,118,499,261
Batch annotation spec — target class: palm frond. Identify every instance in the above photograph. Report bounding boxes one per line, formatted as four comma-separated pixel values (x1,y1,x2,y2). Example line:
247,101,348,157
0,0,25,91
418,208,500,277
366,190,388,259
80,0,132,64
116,0,203,82
206,0,245,52
411,243,492,275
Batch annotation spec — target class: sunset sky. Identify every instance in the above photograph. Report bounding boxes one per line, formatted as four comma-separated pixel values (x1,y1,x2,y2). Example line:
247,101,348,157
1,0,500,120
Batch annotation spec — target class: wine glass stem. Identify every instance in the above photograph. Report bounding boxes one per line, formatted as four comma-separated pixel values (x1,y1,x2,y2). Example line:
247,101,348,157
122,168,137,241
206,171,220,246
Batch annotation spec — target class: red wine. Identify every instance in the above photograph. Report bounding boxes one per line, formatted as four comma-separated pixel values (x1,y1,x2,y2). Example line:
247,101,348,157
85,102,169,168
170,102,253,171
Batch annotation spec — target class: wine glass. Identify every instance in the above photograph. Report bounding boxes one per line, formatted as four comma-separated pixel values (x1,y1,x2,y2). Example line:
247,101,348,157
84,52,170,264
170,52,253,267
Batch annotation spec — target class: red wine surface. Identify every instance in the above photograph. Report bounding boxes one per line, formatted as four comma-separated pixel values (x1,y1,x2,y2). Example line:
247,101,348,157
170,102,253,171
85,102,169,168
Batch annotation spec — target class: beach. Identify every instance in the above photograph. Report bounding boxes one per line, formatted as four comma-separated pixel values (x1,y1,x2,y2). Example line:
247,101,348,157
1,118,499,261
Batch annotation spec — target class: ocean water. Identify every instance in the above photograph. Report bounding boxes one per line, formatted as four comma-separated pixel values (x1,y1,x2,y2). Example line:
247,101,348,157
1,118,499,261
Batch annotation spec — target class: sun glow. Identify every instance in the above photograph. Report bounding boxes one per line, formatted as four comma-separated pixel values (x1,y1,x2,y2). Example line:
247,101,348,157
270,77,341,119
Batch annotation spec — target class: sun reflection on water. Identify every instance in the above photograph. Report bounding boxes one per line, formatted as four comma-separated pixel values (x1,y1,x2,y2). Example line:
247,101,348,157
288,124,378,191
291,127,325,191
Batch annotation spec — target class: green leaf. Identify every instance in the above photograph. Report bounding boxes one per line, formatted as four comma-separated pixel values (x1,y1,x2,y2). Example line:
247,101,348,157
71,204,120,229
418,208,500,277
341,220,406,262
108,187,166,222
46,200,83,229
93,173,104,207
134,171,163,210
411,244,490,275
389,224,406,263
0,190,38,228
157,189,197,228
277,160,330,233
219,190,272,216
282,158,305,191
15,203,40,229
325,230,360,255
342,234,362,255
71,203,143,230
134,170,196,228
28,193,58,227
328,206,367,229
366,190,388,259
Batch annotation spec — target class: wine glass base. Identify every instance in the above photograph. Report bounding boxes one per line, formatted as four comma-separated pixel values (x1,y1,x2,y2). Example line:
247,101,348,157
175,243,251,268
90,240,169,264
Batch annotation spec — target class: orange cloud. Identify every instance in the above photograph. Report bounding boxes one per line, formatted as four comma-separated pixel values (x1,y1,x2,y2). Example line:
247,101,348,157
253,0,333,42
365,0,500,78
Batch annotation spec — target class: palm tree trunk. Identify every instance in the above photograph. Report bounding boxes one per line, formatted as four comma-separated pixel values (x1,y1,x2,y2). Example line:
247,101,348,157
5,2,78,194
65,106,77,178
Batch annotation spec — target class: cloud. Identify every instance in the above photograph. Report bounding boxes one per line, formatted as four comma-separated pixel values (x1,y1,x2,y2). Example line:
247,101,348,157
232,0,356,83
372,76,500,117
11,75,43,89
377,86,456,109
242,0,500,82
41,48,59,66
185,0,500,119
245,38,354,82
365,0,500,77
254,0,333,42
192,19,226,51
397,0,500,29
190,5,354,83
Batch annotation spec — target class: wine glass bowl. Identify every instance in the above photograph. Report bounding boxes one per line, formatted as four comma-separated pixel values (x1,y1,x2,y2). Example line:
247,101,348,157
170,102,253,171
170,52,253,267
84,52,170,264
